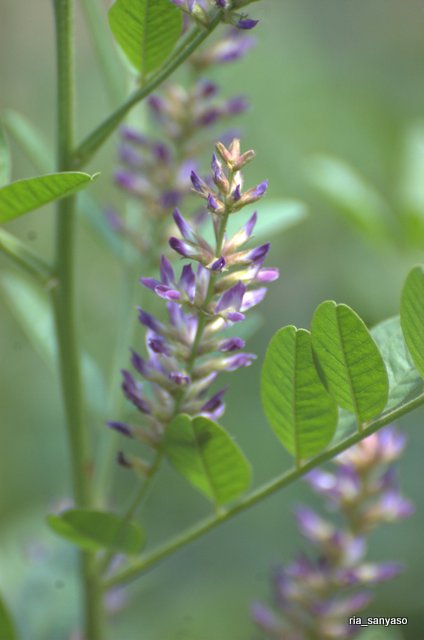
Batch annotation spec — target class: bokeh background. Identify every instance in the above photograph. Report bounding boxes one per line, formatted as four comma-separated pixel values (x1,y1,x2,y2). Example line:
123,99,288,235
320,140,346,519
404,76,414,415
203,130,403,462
1,1,424,638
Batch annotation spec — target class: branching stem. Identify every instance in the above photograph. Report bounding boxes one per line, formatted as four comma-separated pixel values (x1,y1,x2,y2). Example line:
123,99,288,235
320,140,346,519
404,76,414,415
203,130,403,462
104,391,424,589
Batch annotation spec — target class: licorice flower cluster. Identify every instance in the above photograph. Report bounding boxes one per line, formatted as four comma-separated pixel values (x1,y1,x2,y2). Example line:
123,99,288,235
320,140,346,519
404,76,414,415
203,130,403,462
109,139,279,470
170,0,259,30
111,26,254,255
252,426,414,640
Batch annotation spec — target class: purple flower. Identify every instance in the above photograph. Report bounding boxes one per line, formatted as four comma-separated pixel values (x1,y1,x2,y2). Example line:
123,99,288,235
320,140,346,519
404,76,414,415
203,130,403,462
107,421,134,438
237,18,259,30
252,426,413,639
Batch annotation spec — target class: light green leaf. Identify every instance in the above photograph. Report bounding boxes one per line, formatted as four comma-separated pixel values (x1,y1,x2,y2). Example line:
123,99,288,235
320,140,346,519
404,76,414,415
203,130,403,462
165,414,251,505
400,265,424,378
0,595,17,640
261,326,338,461
109,0,183,77
307,155,391,241
2,110,52,173
47,509,145,554
0,172,98,224
0,124,11,187
399,121,424,218
0,272,106,417
372,316,423,411
311,301,388,423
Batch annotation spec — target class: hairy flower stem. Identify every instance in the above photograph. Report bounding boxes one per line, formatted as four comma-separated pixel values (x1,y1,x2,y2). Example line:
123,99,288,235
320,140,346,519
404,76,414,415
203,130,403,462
52,1,104,637
104,390,424,590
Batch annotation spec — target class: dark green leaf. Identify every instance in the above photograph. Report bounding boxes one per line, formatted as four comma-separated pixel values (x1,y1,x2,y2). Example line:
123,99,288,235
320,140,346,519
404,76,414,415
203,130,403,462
307,155,391,241
0,124,11,187
109,0,183,78
0,595,17,640
311,301,389,423
47,509,145,554
261,326,338,461
0,172,98,224
165,414,251,505
401,265,424,378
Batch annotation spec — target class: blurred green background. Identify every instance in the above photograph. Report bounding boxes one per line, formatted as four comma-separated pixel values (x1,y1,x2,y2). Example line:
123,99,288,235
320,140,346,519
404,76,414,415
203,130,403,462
1,1,424,638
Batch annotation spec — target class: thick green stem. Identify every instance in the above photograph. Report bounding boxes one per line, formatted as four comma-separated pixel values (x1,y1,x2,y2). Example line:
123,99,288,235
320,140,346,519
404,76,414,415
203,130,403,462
73,11,223,168
104,391,424,589
52,1,104,637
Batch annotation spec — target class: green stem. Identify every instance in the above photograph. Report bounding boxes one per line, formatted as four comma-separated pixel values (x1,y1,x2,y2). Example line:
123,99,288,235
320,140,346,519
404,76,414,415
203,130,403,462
52,1,104,637
103,390,424,589
73,11,223,168
79,0,126,104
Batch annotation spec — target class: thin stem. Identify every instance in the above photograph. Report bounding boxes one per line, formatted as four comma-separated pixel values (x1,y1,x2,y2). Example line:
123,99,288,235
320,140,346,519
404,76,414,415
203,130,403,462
98,451,164,576
79,0,126,104
73,11,223,168
103,391,424,589
52,1,104,637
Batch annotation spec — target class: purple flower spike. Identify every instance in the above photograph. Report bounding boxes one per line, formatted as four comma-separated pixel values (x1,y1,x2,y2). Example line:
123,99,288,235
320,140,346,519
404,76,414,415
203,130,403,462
249,242,271,264
137,308,163,333
251,179,268,198
224,352,256,371
148,95,166,114
121,370,150,414
295,506,333,543
215,281,246,313
232,184,242,201
160,255,175,285
173,208,197,242
211,256,226,271
257,267,279,283
131,350,150,377
218,337,245,352
215,0,227,7
169,372,190,386
179,264,196,301
226,96,249,115
147,337,171,356
241,287,267,311
251,603,279,634
207,193,219,211
169,237,198,260
155,285,181,301
190,170,208,195
237,18,259,30
107,421,134,438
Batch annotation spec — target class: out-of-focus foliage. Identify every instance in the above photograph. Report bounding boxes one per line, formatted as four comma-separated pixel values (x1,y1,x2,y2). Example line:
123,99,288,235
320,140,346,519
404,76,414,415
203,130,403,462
1,1,424,638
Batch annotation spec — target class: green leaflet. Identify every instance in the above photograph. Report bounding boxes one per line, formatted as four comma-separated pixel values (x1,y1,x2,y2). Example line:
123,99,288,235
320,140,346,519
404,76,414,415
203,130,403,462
165,415,251,505
0,595,17,640
307,154,391,242
47,509,145,554
0,172,97,224
311,301,388,424
0,124,11,187
401,265,424,378
261,326,338,461
109,0,183,78
372,316,423,411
